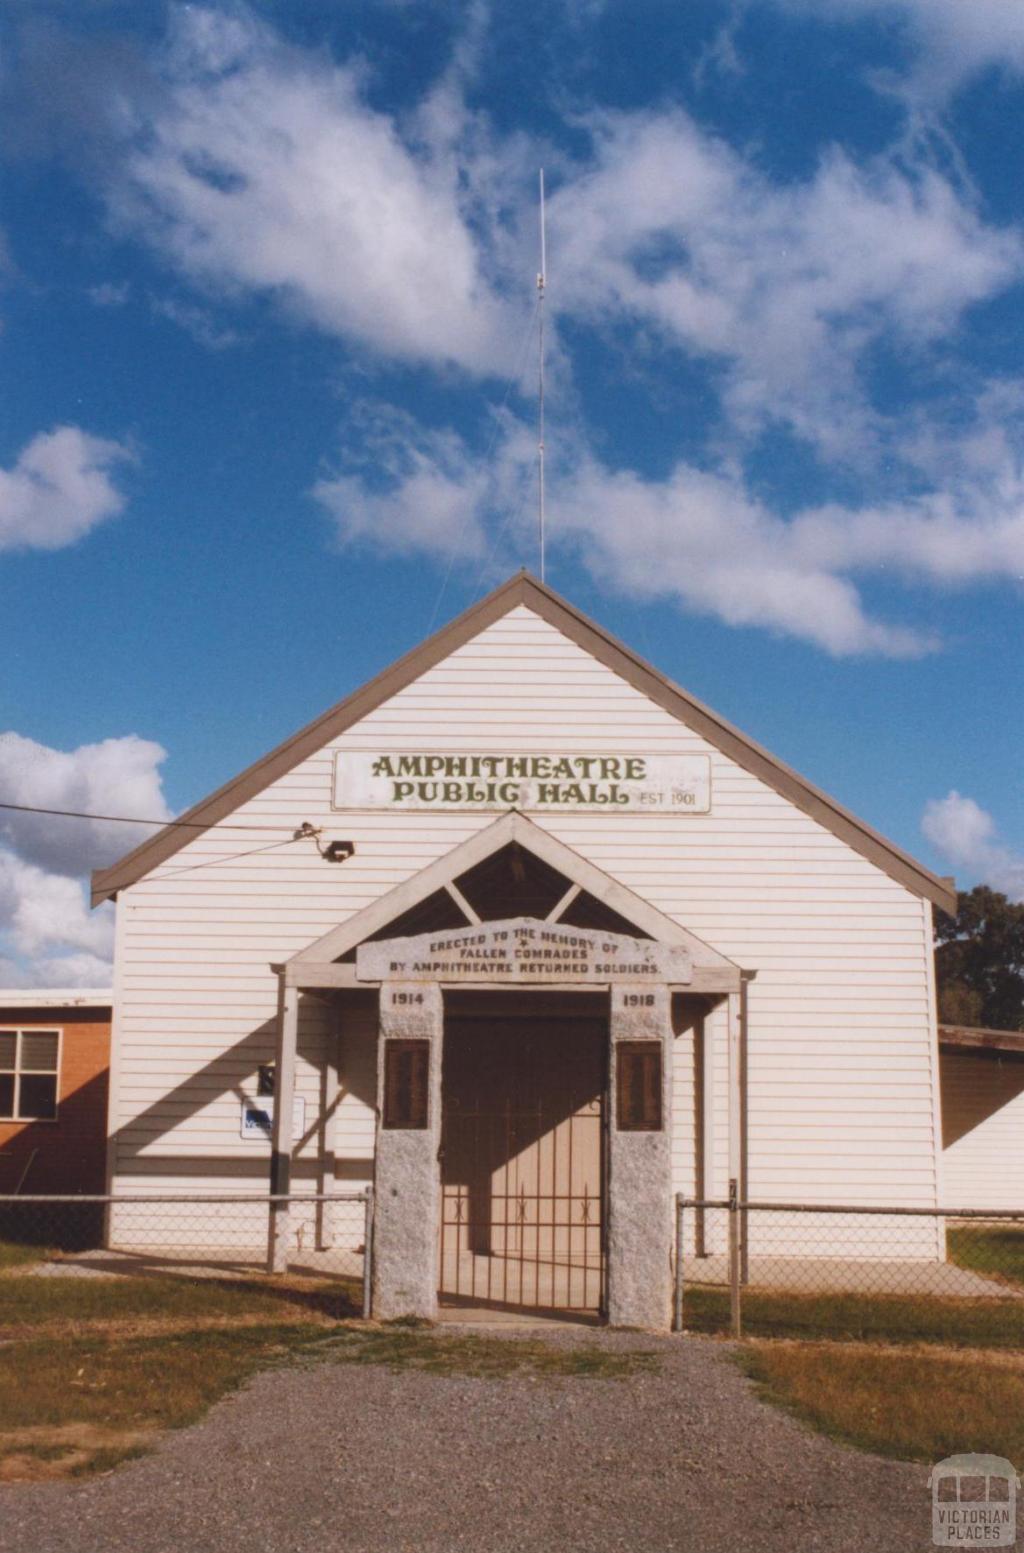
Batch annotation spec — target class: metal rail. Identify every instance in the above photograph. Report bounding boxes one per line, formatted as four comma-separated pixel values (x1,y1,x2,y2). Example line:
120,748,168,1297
0,1189,375,1318
679,1197,1024,1220
0,1193,369,1204
674,1194,1024,1341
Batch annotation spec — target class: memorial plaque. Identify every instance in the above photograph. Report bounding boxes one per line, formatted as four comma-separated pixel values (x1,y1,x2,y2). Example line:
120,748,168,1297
356,917,692,985
334,751,711,813
382,1040,431,1129
616,1042,664,1132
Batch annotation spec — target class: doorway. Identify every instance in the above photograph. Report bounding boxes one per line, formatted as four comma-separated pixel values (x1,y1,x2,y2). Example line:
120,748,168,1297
439,993,606,1316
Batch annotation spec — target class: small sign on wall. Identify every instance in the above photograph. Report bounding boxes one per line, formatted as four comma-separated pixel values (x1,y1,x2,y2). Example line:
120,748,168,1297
240,1096,306,1142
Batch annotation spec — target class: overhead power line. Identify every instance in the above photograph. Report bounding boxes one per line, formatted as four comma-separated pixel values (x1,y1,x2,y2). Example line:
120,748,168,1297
0,800,353,885
0,799,292,833
150,835,302,883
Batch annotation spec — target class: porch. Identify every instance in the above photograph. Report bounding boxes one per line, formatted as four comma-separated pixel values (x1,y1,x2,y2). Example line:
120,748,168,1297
267,811,744,1329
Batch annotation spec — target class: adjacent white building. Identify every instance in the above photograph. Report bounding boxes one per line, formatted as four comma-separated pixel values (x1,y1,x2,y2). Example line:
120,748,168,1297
93,574,956,1326
940,1026,1024,1212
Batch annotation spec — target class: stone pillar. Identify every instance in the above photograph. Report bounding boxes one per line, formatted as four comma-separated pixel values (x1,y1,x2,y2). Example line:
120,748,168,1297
606,983,673,1329
371,982,443,1320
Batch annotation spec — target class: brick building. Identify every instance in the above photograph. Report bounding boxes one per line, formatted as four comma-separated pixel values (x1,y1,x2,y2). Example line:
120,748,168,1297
0,992,113,1197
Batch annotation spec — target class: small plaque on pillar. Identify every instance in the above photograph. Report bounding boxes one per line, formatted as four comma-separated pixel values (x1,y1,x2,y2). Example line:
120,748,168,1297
616,1042,663,1132
383,1039,430,1129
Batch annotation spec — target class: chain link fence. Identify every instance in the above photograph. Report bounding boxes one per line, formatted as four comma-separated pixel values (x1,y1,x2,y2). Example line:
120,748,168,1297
7,1189,1020,1342
674,1193,1024,1340
0,1191,374,1315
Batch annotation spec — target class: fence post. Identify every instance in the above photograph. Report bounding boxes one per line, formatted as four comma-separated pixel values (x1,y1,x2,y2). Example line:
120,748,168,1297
267,979,298,1275
362,1185,374,1320
728,1178,742,1338
672,1193,684,1332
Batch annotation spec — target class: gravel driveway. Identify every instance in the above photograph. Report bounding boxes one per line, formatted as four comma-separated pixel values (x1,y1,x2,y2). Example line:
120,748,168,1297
0,1328,935,1553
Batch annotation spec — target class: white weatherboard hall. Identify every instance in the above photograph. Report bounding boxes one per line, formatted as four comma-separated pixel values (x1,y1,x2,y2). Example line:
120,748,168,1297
94,574,956,1328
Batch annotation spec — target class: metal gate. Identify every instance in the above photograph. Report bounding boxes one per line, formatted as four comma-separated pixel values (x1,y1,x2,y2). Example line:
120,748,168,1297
439,1011,606,1314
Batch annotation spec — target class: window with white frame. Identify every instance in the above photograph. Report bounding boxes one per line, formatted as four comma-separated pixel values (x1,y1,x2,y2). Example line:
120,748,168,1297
0,1029,60,1121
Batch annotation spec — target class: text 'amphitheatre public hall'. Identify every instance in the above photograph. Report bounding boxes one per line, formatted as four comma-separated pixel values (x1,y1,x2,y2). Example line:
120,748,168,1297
93,573,955,1328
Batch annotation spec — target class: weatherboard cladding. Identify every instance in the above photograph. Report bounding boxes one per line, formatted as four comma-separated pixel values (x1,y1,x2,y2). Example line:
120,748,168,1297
940,1049,1024,1213
93,574,954,913
109,597,943,1224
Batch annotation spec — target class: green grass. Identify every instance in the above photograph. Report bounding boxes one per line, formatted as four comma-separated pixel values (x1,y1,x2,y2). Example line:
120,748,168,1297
738,1341,1024,1464
0,1274,659,1483
683,1286,1024,1349
308,1326,660,1380
948,1225,1024,1288
0,1241,53,1272
0,1269,361,1328
0,1322,327,1479
0,1324,323,1434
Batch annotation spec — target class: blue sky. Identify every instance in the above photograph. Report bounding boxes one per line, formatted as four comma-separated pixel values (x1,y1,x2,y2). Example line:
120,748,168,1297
0,0,1022,984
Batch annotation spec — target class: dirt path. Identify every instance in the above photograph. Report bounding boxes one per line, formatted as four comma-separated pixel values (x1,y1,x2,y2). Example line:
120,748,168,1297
0,1328,936,1553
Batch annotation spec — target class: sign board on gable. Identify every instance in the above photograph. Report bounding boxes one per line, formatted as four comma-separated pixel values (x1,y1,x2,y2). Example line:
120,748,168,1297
240,1096,306,1143
356,917,692,985
333,751,711,814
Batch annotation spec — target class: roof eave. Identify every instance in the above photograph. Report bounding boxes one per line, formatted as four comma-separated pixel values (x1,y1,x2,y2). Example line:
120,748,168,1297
91,570,956,915
91,572,538,905
939,1025,1024,1057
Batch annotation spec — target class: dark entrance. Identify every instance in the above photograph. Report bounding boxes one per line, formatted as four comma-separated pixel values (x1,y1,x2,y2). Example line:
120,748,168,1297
439,993,606,1316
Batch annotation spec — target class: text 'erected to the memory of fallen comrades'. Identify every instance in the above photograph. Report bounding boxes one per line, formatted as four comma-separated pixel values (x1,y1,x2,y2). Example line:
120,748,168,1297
356,919,693,984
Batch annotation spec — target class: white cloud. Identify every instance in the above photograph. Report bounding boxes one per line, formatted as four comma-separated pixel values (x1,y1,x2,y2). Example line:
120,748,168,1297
694,18,746,88
922,792,1024,901
324,404,1024,655
0,426,132,553
763,0,1024,99
111,5,519,372
312,407,535,561
3,953,114,991
0,731,172,986
0,948,110,1001
556,455,933,656
96,10,1024,461
0,849,114,963
785,490,1024,587
149,293,241,349
87,280,131,307
0,731,172,878
315,416,907,654
549,111,1023,457
53,6,1024,657
315,456,488,562
560,443,1023,652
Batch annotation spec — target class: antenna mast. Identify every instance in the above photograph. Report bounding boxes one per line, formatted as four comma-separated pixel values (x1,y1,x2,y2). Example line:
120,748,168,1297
537,168,547,582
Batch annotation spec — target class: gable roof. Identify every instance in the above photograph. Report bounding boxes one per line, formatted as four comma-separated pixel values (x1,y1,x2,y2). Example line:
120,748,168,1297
91,572,956,913
287,810,740,988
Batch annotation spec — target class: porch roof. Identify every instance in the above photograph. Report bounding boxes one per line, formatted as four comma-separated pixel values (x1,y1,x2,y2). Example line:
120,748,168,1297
278,810,744,994
939,1024,1024,1058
